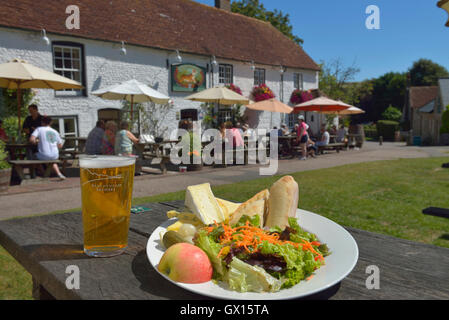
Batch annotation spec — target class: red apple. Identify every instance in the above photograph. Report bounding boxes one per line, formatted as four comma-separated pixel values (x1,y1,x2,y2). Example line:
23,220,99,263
157,243,213,284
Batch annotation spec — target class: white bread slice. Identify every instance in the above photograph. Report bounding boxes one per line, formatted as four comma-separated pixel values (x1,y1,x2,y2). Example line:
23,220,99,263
216,198,241,221
265,176,299,229
229,189,269,227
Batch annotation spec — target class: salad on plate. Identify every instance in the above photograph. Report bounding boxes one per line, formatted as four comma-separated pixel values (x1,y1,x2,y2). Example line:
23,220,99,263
156,176,330,293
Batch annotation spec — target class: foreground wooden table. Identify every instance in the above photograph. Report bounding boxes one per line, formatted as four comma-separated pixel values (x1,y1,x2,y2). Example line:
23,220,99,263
0,201,448,300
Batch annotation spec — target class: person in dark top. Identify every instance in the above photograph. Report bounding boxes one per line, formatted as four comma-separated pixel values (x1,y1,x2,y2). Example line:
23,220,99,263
23,104,43,138
22,104,43,158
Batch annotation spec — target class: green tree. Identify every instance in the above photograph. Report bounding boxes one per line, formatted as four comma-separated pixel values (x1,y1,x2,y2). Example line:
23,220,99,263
231,0,303,45
409,58,449,86
0,89,36,118
381,105,402,122
362,72,407,122
318,58,370,104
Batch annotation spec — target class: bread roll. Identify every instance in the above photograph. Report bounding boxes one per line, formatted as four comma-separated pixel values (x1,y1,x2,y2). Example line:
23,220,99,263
265,176,299,229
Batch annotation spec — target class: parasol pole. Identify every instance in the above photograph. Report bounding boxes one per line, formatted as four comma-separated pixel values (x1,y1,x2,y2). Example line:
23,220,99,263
17,84,22,140
130,94,134,121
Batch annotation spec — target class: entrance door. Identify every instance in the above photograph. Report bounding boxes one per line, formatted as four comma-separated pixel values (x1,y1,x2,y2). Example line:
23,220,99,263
98,108,121,124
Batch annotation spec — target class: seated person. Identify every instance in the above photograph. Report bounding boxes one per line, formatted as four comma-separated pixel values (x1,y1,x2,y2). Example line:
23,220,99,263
316,127,330,147
115,121,139,156
291,124,299,136
306,138,317,158
29,116,66,180
101,121,117,155
279,124,289,136
329,125,337,136
85,120,105,155
336,124,348,143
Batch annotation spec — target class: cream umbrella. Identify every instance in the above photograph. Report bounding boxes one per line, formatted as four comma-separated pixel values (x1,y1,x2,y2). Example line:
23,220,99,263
0,58,83,136
185,86,250,105
245,98,293,114
246,98,293,128
92,79,171,120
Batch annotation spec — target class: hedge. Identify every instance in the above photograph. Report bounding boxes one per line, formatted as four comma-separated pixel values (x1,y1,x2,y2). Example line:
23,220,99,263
376,120,399,141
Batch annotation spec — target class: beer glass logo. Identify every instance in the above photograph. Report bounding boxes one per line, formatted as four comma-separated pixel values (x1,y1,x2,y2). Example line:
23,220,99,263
81,168,123,192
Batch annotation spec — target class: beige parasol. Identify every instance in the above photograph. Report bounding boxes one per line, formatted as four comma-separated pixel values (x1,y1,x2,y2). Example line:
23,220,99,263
0,58,83,135
245,98,293,114
92,79,171,120
185,86,250,105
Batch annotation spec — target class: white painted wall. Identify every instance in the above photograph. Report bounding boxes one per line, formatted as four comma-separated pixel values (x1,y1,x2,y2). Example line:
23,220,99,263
0,27,319,137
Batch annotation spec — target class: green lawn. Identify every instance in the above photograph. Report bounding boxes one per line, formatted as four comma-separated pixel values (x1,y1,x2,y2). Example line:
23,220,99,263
1,156,449,299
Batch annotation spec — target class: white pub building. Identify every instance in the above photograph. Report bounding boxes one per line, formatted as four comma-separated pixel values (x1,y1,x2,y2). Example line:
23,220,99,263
0,0,321,139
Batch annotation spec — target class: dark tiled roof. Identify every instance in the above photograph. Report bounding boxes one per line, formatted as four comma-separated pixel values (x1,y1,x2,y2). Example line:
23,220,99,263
409,86,439,108
0,0,320,71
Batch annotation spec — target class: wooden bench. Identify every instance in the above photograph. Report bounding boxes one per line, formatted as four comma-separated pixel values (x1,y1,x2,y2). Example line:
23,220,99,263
8,160,62,180
317,143,346,154
141,152,170,174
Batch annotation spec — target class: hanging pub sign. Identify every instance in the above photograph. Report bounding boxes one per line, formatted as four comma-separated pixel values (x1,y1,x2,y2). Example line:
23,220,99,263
171,63,206,92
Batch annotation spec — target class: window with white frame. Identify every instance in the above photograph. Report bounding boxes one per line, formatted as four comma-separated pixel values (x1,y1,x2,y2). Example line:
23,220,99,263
217,107,233,125
293,73,303,90
287,114,297,131
50,115,78,137
50,115,79,149
52,42,85,96
254,68,266,86
219,64,233,84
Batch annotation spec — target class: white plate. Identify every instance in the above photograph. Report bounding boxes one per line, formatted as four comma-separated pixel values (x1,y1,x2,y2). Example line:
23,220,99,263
146,209,358,300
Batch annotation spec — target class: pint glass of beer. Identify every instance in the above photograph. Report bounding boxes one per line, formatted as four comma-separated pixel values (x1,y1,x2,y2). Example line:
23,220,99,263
79,155,136,257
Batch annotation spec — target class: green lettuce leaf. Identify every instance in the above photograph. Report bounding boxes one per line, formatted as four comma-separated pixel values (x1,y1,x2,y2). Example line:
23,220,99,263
194,229,226,279
258,240,322,288
224,257,284,293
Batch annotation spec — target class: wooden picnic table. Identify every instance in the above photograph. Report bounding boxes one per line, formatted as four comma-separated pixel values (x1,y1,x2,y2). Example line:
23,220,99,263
62,137,87,153
277,135,298,158
136,140,180,157
134,141,179,174
347,133,364,148
5,143,34,160
0,200,448,300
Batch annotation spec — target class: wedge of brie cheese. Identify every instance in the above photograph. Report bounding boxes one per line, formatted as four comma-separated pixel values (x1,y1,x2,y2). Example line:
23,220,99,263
184,183,225,225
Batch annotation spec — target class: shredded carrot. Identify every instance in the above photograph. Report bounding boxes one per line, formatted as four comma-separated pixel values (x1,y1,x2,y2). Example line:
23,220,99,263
207,221,325,261
306,275,315,281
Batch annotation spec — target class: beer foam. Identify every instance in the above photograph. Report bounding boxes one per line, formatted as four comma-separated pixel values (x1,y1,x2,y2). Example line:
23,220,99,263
79,155,136,168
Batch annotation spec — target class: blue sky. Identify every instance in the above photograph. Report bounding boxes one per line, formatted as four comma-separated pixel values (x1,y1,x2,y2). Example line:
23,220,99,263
195,0,449,81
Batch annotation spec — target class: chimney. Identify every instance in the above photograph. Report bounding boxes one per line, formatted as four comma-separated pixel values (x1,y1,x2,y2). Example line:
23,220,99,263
215,0,231,11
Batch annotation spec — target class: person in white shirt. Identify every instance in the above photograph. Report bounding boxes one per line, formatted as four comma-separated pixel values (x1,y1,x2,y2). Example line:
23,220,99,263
336,124,348,143
316,127,330,147
30,116,66,180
